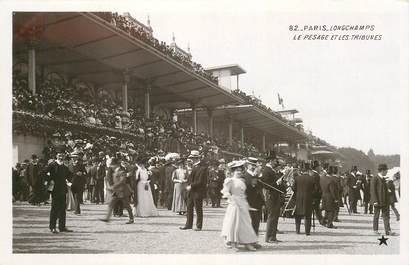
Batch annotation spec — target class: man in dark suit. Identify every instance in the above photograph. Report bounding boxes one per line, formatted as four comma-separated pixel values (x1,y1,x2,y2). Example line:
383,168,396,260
94,152,106,204
311,161,323,225
27,154,44,205
260,151,284,243
293,162,314,235
244,158,264,235
362,170,373,214
347,166,360,213
180,150,208,231
44,152,73,234
71,153,87,215
371,164,396,236
321,166,339,228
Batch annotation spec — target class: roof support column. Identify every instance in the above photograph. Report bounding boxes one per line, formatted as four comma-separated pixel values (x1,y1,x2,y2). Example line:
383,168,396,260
122,72,129,112
228,118,233,146
262,134,266,153
207,109,214,138
145,81,151,119
192,103,197,135
28,45,36,94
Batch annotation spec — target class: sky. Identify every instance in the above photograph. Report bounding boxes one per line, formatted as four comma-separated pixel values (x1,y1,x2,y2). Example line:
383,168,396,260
127,1,407,155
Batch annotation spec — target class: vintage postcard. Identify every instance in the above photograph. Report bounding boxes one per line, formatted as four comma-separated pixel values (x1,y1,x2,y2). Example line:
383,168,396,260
1,0,407,265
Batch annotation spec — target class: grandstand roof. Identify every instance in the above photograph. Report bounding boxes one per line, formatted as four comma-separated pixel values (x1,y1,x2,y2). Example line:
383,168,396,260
205,64,246,75
176,104,307,143
13,12,245,109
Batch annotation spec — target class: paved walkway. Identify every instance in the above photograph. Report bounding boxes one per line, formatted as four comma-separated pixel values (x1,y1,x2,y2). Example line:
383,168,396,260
12,201,399,254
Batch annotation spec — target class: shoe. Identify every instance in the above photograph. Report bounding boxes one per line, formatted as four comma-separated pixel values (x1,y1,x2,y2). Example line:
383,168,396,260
179,226,192,230
386,231,398,236
126,219,134,224
296,231,300,234
373,230,381,235
50,229,58,234
224,242,232,249
74,213,81,216
59,228,73,232
253,243,262,249
100,218,110,222
397,216,400,222
194,228,202,231
306,233,311,236
245,244,256,251
266,238,281,243
277,230,284,234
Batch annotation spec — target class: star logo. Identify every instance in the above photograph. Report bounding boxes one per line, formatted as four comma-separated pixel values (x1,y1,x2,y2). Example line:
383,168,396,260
378,235,388,246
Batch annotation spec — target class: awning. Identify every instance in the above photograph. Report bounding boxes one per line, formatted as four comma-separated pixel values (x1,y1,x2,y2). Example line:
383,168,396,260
176,105,307,143
13,12,244,109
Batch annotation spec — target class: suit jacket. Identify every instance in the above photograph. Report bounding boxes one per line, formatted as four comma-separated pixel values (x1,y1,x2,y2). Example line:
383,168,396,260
111,166,132,198
293,172,314,216
260,165,282,204
245,180,264,210
187,163,208,198
320,175,338,211
71,163,87,193
387,180,397,204
27,163,42,188
88,165,98,186
311,170,322,201
370,175,389,207
44,161,72,196
96,161,106,183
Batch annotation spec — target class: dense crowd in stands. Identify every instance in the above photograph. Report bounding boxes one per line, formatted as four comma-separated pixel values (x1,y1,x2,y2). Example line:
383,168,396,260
93,12,217,84
12,69,263,158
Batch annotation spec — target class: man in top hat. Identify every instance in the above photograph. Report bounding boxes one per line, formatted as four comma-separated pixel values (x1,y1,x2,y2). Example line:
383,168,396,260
260,151,284,243
27,154,45,205
70,152,87,215
332,166,344,222
293,162,315,235
371,164,396,235
362,169,373,214
244,157,264,235
320,166,339,228
44,152,74,233
311,160,324,225
94,151,106,204
180,150,208,231
347,166,360,213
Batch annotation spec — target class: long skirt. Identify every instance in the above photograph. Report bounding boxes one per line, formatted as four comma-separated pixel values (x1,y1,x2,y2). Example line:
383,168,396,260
221,197,258,244
172,183,187,212
66,187,75,211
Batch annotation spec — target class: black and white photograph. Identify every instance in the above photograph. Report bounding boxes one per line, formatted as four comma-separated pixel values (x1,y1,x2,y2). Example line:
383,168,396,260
0,0,408,264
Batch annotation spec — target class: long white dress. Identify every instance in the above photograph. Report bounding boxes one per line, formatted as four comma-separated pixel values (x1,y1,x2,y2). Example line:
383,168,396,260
134,167,159,217
221,175,258,244
171,168,187,212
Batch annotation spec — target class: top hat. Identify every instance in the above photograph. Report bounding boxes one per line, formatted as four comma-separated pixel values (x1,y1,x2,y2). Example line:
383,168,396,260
378,164,388,172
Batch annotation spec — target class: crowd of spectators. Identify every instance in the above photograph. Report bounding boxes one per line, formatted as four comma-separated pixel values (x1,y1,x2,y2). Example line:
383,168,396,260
93,12,217,84
13,69,264,161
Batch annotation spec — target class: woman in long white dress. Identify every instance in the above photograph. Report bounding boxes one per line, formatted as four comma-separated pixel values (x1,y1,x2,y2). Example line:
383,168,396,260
134,163,159,217
221,160,259,251
172,160,187,214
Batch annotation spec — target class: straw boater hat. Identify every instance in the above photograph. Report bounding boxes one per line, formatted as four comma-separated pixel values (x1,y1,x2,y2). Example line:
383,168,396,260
229,160,246,169
246,157,259,165
188,150,200,158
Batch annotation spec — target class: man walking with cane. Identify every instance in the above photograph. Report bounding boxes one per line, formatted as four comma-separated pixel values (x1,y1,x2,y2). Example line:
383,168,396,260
260,151,284,243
